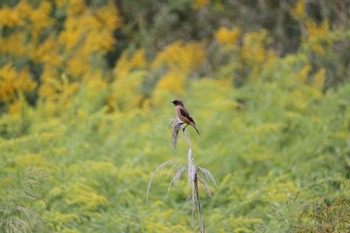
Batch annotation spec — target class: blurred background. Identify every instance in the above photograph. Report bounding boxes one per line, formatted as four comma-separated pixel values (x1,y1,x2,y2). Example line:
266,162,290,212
0,0,350,232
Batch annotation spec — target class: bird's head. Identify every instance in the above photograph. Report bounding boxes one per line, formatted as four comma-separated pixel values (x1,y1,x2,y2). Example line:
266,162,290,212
171,99,184,106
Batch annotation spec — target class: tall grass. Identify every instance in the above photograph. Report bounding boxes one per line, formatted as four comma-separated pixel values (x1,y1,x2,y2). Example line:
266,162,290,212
0,167,47,233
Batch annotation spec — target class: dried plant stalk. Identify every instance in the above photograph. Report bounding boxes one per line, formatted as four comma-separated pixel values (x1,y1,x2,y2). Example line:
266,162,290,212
147,118,216,233
169,119,182,148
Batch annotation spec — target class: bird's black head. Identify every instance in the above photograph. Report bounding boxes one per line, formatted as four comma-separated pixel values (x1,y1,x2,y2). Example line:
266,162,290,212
171,99,184,106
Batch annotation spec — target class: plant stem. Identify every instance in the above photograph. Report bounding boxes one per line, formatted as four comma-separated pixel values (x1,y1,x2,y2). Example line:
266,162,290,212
195,173,204,233
183,128,204,233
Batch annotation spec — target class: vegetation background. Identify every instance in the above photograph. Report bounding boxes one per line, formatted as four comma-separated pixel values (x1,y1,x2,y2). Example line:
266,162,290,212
1,0,350,232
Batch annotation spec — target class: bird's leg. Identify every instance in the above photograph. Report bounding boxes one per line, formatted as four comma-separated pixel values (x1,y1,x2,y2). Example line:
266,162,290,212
178,122,185,132
182,124,189,132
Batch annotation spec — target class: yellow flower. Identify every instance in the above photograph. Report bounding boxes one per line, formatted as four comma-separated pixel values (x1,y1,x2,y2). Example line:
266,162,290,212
0,63,36,103
66,183,108,210
265,180,298,202
59,17,83,51
215,27,240,46
291,0,306,21
16,0,32,19
298,65,311,84
241,29,270,65
84,29,116,53
95,1,122,32
8,95,28,116
39,65,61,99
27,1,54,42
155,70,185,96
306,19,329,39
152,41,205,75
292,89,307,110
55,0,69,8
0,5,22,28
152,41,183,70
66,51,89,77
77,108,87,119
0,32,26,57
129,49,147,69
67,0,87,16
30,38,62,67
193,0,209,9
113,52,131,78
113,49,147,77
184,42,205,70
84,73,107,100
256,123,280,135
311,68,326,91
44,211,79,231
111,70,145,110
305,19,330,55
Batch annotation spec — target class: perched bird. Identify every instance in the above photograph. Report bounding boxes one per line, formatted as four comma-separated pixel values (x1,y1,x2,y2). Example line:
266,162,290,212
171,99,200,135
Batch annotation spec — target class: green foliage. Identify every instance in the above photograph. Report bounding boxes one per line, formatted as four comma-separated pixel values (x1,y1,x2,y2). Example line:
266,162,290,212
1,0,350,232
1,61,350,231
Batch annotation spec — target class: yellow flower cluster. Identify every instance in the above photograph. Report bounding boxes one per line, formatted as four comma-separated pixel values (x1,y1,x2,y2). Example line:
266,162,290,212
156,70,186,96
298,64,312,84
152,41,205,100
0,1,53,41
193,0,210,9
65,182,108,212
0,1,51,39
59,1,121,77
241,29,269,65
30,1,54,41
0,0,122,106
305,19,330,55
296,65,325,91
15,153,57,172
109,49,148,111
0,63,36,103
0,6,21,28
290,0,331,56
0,32,27,57
111,40,206,107
291,0,307,21
152,40,205,75
114,49,147,79
44,211,79,231
215,27,240,47
311,68,326,91
30,38,62,67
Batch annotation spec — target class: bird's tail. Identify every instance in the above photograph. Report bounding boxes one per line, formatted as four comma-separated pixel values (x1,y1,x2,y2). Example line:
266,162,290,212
192,124,200,135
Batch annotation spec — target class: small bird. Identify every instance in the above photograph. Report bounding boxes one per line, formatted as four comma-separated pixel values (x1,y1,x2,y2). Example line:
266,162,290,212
171,99,200,135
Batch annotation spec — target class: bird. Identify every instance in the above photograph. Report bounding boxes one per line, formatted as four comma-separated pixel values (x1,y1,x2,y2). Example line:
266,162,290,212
171,99,200,135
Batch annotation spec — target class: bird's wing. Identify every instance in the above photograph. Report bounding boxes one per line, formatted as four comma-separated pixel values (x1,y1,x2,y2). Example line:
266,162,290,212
180,108,195,124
